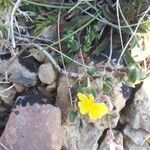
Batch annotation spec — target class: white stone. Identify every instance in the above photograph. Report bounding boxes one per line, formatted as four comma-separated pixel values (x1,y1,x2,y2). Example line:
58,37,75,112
38,63,57,84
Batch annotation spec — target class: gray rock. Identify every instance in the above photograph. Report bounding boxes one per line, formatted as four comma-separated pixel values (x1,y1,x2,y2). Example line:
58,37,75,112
120,77,150,148
0,92,62,150
38,24,57,42
123,125,150,145
120,77,150,133
62,120,102,150
99,130,124,150
29,48,46,63
8,61,37,87
124,135,150,150
38,63,57,84
0,85,17,104
7,52,38,87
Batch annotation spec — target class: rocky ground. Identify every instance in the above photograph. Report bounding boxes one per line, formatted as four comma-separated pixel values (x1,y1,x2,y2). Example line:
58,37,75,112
0,0,150,150
0,48,150,150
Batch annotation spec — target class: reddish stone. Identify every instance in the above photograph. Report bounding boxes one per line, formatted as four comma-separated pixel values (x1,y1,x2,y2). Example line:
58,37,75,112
0,99,62,150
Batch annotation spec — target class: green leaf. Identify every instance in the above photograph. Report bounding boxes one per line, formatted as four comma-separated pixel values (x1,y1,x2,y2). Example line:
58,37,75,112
87,68,97,76
123,52,136,67
68,111,78,123
93,37,109,54
91,88,98,98
128,66,139,83
102,82,112,93
79,118,83,129
65,16,91,31
100,4,116,22
130,36,139,49
68,40,79,50
0,0,11,7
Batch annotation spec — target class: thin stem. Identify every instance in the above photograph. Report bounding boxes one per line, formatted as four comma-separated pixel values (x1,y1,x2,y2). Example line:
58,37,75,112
108,27,113,62
10,0,22,50
117,6,150,66
116,0,124,50
22,0,74,9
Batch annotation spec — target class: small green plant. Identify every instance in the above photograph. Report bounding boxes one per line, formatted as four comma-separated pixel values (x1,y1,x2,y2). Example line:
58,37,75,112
0,0,11,8
32,16,56,35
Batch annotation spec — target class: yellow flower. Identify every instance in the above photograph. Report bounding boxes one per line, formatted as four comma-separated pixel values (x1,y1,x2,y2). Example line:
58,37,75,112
77,93,109,121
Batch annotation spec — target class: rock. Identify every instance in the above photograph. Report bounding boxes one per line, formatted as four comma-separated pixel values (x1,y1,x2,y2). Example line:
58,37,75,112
0,84,17,104
62,120,102,150
99,130,124,150
124,135,150,150
0,91,62,150
120,77,150,148
56,61,85,122
38,24,58,41
46,82,57,92
38,63,57,84
120,77,150,133
123,125,150,145
14,84,25,93
39,26,54,40
8,52,38,87
29,48,46,63
56,75,74,123
37,86,55,105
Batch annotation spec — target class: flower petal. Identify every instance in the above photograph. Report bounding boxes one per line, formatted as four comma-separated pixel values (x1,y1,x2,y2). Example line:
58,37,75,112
89,103,109,121
77,93,89,101
78,100,89,115
88,94,94,102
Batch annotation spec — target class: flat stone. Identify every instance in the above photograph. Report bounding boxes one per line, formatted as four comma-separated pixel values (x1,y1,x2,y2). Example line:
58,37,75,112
0,92,62,150
124,135,150,150
123,125,150,145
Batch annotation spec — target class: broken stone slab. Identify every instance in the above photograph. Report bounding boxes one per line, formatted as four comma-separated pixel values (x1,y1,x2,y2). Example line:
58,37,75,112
123,135,150,150
0,91,62,150
98,130,124,150
123,125,150,145
62,120,102,150
120,77,150,133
